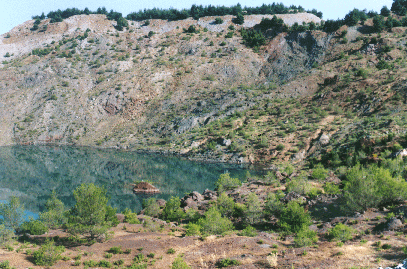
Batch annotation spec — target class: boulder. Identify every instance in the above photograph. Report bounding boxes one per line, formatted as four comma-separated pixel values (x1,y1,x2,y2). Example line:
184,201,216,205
281,192,306,204
386,218,403,231
202,189,217,200
319,133,330,145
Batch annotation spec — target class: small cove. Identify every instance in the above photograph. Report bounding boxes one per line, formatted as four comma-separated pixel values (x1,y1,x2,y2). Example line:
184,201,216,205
0,145,260,214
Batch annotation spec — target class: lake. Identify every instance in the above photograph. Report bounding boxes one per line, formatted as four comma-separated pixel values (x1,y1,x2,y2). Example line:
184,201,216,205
0,146,258,214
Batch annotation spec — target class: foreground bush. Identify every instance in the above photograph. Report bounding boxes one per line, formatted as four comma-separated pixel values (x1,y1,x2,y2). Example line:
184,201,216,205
20,219,48,235
326,223,354,242
39,190,67,229
123,208,141,224
0,224,14,246
66,184,112,240
294,228,318,247
343,164,407,212
215,173,241,192
33,238,65,266
198,206,234,235
171,256,190,269
278,201,312,233
161,197,185,222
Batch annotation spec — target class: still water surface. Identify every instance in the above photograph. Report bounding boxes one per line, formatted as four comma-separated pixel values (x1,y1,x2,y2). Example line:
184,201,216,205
0,146,257,214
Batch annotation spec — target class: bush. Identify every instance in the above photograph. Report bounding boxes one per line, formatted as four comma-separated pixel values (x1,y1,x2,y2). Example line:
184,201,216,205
240,28,265,48
217,258,241,267
142,198,161,217
171,256,190,269
167,248,176,254
39,190,67,229
0,196,24,231
327,223,354,242
122,208,140,224
20,219,48,235
98,260,112,268
323,183,341,195
0,260,15,269
244,193,262,225
216,193,235,218
161,197,185,222
185,223,201,236
215,173,241,192
276,144,285,151
32,238,65,266
233,13,244,25
238,225,258,237
343,164,407,212
311,164,328,180
198,206,234,235
67,183,111,240
108,246,123,254
278,201,311,233
0,225,14,246
294,228,318,247
214,17,223,24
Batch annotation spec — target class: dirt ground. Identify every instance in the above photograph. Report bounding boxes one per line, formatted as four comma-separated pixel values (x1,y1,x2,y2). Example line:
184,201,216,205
2,214,407,269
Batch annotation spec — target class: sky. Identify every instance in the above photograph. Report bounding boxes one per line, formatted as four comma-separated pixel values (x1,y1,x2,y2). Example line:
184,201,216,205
1,0,394,35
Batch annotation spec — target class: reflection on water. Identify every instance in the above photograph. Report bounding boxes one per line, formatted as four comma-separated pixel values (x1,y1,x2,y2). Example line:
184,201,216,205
0,146,258,213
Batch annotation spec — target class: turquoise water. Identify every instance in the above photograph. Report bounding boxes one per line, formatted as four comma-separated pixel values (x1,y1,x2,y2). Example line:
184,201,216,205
0,146,257,214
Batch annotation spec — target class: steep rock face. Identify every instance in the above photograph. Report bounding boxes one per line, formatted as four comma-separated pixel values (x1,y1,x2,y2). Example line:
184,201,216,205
260,31,332,82
0,13,333,164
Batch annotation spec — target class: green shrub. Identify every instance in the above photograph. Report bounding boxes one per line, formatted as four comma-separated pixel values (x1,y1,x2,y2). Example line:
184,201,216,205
215,173,241,192
122,208,141,224
243,193,262,225
113,259,124,266
294,228,318,247
311,164,328,180
108,246,123,254
0,225,14,246
83,260,99,267
214,17,223,24
20,219,48,235
327,223,354,242
343,164,407,212
161,197,185,222
0,196,24,231
142,198,161,217
216,193,235,218
32,238,65,266
217,258,241,267
0,260,15,269
278,201,311,233
133,253,145,263
171,256,190,269
167,248,176,254
39,190,67,229
185,223,201,236
323,183,341,195
67,183,111,240
286,173,312,197
238,225,258,237
198,206,234,235
276,144,285,151
98,260,112,268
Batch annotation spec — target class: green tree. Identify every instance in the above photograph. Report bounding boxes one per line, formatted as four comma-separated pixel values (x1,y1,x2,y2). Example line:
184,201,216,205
373,15,385,32
33,238,65,266
214,17,224,24
0,224,14,246
215,173,241,192
142,198,161,217
161,196,185,222
278,201,311,233
198,206,234,235
343,164,407,212
381,6,391,16
39,190,66,229
216,192,235,218
244,193,262,225
67,183,110,239
0,196,24,231
233,13,244,25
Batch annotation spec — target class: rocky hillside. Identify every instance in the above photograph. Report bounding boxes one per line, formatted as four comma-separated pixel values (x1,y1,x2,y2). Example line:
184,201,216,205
1,12,406,167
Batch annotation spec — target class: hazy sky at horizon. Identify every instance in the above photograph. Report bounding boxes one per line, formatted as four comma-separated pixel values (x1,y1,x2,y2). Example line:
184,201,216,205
1,0,393,35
